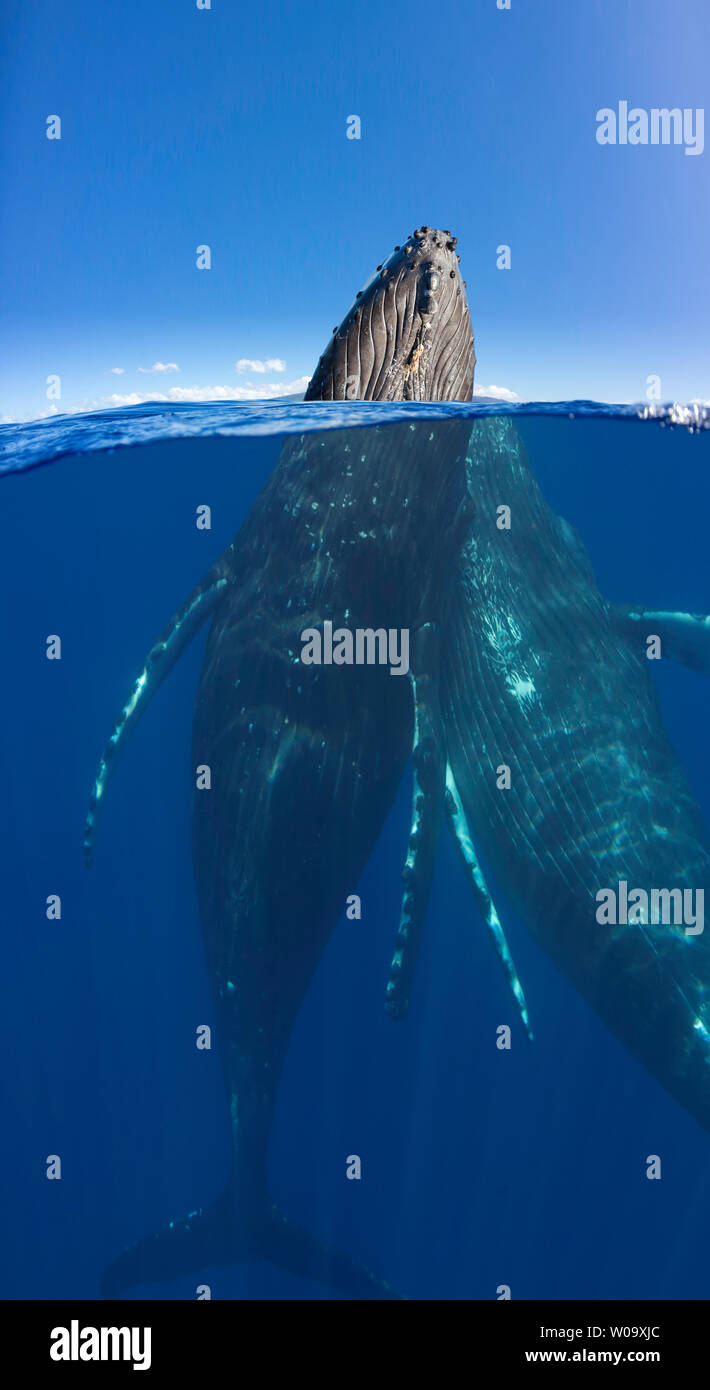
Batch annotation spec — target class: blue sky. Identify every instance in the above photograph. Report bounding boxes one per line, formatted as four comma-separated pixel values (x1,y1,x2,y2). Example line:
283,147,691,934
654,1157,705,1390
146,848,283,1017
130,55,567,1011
1,0,708,420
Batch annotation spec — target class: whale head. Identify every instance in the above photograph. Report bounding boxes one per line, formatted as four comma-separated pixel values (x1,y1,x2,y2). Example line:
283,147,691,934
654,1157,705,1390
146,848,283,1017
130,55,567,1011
305,227,475,403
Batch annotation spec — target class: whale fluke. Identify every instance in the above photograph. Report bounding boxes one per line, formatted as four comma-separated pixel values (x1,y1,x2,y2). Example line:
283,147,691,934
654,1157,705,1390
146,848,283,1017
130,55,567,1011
101,1185,403,1301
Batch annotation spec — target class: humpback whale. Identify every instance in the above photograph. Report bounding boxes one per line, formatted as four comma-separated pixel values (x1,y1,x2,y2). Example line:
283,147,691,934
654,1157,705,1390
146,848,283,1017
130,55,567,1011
86,228,477,1298
441,416,710,1130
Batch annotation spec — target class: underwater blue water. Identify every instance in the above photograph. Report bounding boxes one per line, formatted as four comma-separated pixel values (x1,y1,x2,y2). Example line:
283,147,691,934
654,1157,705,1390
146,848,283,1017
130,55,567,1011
1,400,709,1300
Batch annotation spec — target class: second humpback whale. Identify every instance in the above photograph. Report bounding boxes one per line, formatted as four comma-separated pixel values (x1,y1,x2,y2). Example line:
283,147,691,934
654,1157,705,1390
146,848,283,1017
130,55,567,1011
86,228,477,1298
441,416,710,1131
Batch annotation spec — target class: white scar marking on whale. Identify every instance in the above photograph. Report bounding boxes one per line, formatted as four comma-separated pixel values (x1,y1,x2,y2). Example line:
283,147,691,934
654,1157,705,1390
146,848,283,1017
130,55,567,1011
506,673,538,706
481,610,540,708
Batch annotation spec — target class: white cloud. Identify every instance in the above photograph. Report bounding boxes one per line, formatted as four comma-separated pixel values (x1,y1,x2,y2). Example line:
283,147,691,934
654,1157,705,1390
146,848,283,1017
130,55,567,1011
137,361,180,374
473,382,520,402
5,403,61,422
2,398,99,423
236,358,286,374
104,378,310,407
110,367,125,375
2,376,523,426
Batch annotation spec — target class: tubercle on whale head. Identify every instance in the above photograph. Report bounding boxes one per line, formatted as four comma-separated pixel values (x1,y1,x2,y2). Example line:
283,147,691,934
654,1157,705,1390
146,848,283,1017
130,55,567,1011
304,227,476,403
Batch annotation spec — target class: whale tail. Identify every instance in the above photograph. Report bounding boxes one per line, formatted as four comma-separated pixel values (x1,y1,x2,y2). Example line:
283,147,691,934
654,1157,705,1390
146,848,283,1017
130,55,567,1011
101,1182,402,1301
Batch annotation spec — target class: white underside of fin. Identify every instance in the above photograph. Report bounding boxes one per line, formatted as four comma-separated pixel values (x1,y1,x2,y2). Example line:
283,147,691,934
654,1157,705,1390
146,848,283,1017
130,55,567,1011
445,762,533,1040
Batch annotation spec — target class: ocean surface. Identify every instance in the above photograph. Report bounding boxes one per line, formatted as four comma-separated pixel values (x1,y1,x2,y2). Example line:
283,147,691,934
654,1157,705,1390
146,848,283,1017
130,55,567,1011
1,398,709,1301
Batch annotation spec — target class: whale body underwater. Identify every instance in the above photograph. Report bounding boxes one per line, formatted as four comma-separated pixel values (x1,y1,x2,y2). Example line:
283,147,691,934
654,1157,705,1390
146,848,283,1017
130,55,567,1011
442,418,710,1131
86,228,710,1299
89,228,476,1299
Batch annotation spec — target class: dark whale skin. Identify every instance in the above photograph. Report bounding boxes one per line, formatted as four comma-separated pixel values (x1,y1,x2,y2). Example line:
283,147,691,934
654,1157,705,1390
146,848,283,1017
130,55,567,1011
192,420,473,1208
98,420,472,1300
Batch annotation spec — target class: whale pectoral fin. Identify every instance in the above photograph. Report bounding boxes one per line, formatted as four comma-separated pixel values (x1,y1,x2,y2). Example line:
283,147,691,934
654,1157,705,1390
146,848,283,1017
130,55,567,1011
84,563,232,866
613,604,710,675
444,764,533,1041
385,623,446,1021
